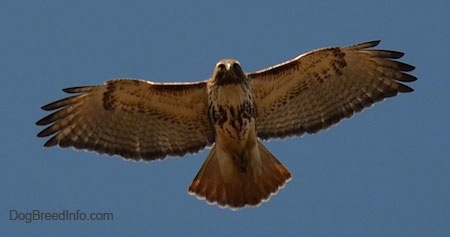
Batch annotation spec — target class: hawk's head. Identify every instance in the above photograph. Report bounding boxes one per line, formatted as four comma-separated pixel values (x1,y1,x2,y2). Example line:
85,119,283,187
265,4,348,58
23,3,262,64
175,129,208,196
213,59,247,85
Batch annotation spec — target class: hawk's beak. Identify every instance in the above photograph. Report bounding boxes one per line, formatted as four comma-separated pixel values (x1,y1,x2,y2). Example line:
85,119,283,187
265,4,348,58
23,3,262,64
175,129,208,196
225,62,232,71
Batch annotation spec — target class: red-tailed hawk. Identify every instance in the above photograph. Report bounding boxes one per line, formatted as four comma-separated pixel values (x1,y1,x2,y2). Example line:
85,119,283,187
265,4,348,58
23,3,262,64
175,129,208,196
36,40,416,209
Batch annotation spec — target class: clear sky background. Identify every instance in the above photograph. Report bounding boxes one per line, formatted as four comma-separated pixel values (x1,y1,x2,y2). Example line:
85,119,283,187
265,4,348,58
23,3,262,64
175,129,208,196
1,1,449,236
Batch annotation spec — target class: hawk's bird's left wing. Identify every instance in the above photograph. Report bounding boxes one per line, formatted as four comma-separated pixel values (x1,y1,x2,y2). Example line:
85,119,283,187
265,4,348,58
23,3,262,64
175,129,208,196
248,40,416,139
36,79,215,161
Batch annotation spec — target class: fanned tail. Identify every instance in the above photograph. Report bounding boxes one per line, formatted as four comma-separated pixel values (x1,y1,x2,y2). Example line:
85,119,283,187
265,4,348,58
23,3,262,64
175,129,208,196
188,140,292,210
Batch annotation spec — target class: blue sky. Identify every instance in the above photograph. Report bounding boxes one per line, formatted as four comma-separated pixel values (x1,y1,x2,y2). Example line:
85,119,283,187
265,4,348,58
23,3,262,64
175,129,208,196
1,1,449,236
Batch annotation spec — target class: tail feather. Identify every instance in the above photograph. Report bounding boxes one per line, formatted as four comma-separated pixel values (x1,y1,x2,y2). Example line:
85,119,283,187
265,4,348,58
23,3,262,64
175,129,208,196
188,140,292,209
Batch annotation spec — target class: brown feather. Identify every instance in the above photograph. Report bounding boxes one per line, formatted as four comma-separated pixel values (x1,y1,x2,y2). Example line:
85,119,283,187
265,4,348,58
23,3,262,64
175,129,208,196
36,79,215,161
188,140,291,209
249,40,416,139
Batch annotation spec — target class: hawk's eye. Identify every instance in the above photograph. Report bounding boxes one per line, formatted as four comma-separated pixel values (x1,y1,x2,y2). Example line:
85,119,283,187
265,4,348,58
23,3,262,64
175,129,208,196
217,64,226,71
215,63,227,79
231,62,242,74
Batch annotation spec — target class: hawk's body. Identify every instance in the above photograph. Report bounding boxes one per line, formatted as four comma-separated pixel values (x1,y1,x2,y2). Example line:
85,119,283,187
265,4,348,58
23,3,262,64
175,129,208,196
36,41,416,209
190,60,291,207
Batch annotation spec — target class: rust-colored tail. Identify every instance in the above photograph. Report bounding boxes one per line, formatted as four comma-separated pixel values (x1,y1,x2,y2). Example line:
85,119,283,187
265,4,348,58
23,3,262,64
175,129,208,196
188,140,292,210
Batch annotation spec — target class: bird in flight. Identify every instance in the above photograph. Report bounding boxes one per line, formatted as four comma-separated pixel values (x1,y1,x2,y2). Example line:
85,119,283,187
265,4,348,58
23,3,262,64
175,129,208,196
36,40,416,210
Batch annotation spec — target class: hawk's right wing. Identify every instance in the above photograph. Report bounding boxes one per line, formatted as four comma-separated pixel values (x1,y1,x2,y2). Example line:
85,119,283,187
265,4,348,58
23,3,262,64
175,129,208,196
36,79,215,161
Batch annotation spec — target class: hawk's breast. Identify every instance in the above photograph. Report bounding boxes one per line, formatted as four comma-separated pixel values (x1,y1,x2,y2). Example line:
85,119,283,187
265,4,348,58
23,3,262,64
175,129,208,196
208,83,255,144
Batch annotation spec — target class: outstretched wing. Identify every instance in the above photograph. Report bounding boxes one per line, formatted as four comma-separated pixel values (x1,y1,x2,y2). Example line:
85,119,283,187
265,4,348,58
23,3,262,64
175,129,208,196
249,40,416,139
36,79,215,161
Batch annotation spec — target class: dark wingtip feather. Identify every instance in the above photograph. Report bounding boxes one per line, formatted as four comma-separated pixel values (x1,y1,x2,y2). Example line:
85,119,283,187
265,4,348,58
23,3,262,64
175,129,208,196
41,100,64,111
40,95,80,111
36,130,47,137
399,73,417,82
388,51,405,59
367,50,405,59
367,40,381,47
36,110,59,125
36,124,57,137
35,118,48,126
43,137,58,147
398,84,414,93
62,86,89,93
41,103,54,111
396,61,415,72
384,50,405,59
356,40,381,49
